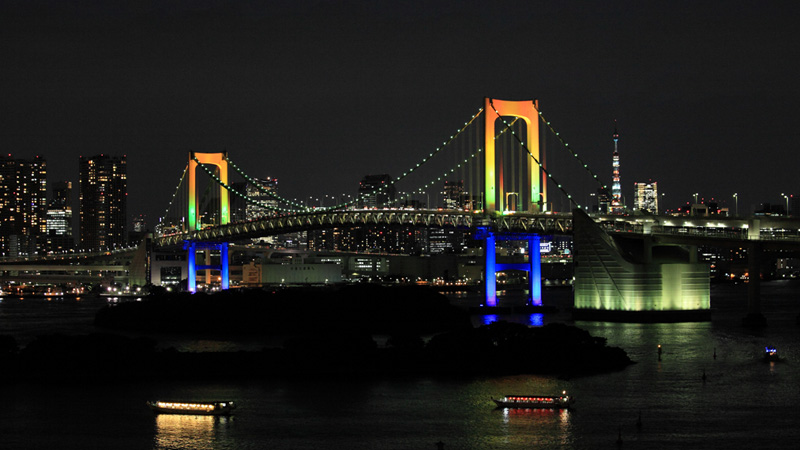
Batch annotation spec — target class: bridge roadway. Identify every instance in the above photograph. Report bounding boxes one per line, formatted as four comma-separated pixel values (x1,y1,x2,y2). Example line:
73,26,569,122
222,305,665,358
155,208,800,248
595,214,800,252
155,209,574,246
3,211,799,285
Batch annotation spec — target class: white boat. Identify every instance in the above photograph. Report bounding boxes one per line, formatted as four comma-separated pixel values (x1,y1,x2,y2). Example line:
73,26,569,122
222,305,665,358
147,400,236,415
492,392,574,409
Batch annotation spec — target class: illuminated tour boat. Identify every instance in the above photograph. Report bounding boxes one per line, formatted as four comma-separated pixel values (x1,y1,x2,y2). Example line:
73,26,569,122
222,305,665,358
492,391,574,409
147,401,236,415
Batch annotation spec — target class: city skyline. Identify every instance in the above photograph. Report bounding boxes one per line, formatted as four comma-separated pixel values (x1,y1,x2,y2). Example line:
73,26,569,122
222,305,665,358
2,1,798,224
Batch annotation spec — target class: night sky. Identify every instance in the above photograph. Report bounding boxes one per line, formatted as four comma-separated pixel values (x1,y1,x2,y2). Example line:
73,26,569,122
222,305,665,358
2,1,799,224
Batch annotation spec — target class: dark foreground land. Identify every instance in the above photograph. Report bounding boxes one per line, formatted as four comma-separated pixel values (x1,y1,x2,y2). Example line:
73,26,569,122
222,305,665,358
0,285,632,382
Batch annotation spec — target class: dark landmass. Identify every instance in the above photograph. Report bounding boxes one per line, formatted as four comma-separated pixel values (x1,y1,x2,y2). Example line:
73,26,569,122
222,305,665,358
94,284,472,335
1,286,633,382
0,321,632,383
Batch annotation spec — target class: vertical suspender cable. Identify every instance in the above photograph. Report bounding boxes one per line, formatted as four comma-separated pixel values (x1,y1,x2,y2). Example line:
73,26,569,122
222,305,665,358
518,120,524,211
459,124,465,208
540,115,547,212
469,119,475,210
510,120,516,211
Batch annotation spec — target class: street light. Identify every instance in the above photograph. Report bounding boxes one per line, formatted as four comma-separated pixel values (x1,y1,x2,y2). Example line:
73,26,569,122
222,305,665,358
781,193,789,216
732,193,738,217
693,193,699,204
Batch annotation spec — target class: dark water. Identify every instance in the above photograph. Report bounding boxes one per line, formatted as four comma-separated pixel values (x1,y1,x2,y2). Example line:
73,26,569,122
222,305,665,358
1,282,799,449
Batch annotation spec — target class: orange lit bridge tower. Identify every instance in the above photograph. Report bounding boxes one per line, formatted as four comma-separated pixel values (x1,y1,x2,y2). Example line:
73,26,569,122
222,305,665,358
185,151,230,293
479,98,547,307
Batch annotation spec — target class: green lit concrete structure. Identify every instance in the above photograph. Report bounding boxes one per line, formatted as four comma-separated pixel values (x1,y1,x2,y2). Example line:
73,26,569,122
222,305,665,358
572,209,710,322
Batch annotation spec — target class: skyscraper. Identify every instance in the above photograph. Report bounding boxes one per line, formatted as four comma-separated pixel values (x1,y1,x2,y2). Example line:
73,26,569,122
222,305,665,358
45,181,74,253
596,188,611,214
358,174,395,208
0,154,47,256
634,181,659,214
610,121,623,214
244,177,279,245
442,180,465,210
245,177,279,219
79,154,127,251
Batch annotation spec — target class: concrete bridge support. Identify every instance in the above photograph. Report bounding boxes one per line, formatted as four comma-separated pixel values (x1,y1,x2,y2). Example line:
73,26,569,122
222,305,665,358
479,227,543,307
572,209,711,322
185,241,229,293
743,242,767,327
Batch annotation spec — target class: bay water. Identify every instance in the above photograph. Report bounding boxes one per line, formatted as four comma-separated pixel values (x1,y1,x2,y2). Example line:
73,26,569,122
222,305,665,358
1,281,798,449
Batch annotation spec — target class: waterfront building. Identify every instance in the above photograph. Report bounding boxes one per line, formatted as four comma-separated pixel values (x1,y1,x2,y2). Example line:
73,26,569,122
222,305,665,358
634,181,658,214
262,257,343,285
308,225,424,255
79,154,127,251
428,228,467,254
755,202,785,216
0,154,47,256
149,249,187,288
308,228,337,252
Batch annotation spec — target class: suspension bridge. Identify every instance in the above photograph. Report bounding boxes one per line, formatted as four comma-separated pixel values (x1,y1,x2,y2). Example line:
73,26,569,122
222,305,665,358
154,98,601,305
145,97,800,322
4,98,800,322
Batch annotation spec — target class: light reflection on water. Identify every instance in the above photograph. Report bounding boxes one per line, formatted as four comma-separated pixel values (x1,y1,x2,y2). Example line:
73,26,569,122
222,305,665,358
1,282,799,449
478,313,544,327
493,407,574,448
154,414,231,450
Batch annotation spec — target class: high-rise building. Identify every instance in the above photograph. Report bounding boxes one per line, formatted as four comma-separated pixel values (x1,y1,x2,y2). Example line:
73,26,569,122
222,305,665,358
0,154,47,256
45,181,74,253
610,121,623,214
132,214,146,232
634,181,659,214
428,228,467,254
245,177,279,219
229,181,248,223
358,174,395,208
79,154,127,251
442,180,465,210
596,188,611,214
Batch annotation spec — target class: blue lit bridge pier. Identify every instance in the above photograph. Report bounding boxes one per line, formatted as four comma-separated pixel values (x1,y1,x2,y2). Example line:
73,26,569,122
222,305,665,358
478,228,542,307
185,241,230,293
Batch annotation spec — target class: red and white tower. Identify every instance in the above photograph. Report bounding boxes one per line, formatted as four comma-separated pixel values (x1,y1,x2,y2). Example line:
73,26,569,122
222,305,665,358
610,121,623,214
